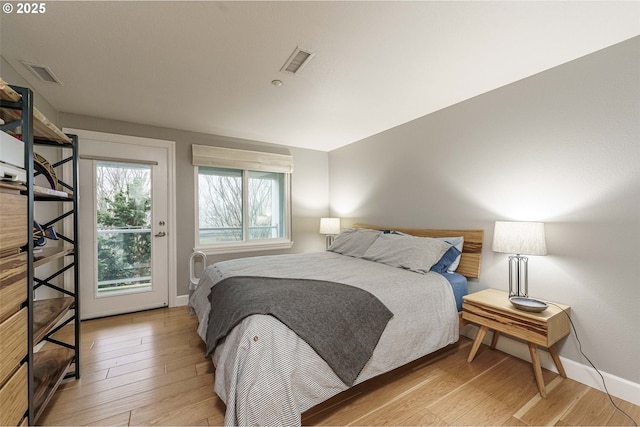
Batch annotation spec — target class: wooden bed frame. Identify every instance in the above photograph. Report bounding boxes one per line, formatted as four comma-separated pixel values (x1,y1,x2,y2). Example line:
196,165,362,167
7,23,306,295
353,224,484,279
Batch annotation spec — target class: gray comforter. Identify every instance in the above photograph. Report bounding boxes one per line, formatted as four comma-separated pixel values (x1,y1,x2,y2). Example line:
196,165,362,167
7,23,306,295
205,276,393,385
190,251,458,426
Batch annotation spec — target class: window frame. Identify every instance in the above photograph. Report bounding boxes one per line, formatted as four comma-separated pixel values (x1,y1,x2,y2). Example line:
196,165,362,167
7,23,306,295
193,166,293,255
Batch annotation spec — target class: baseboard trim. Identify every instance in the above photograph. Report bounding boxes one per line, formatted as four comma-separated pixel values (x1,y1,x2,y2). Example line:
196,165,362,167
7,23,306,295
461,325,640,406
559,356,640,407
173,294,189,307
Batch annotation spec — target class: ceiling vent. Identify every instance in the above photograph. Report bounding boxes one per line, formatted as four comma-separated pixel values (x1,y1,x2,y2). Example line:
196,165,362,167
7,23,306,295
21,61,63,85
280,47,314,75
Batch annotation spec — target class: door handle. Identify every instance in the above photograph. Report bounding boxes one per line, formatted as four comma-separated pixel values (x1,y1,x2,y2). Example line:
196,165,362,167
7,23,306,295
154,231,166,237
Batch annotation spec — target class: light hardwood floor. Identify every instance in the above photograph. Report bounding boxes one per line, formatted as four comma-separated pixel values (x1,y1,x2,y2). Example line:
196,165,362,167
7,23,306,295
39,307,639,426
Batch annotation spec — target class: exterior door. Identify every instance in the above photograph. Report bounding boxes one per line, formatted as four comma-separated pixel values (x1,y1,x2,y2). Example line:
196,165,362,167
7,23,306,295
73,130,173,319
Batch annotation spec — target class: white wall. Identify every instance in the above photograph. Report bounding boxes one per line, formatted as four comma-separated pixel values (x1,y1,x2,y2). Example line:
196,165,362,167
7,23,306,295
329,37,640,390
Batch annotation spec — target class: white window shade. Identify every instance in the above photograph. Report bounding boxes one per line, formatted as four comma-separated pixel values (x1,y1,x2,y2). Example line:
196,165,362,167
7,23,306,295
192,144,293,174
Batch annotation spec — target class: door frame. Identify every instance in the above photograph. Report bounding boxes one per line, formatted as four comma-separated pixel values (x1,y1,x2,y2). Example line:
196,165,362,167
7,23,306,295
63,128,178,309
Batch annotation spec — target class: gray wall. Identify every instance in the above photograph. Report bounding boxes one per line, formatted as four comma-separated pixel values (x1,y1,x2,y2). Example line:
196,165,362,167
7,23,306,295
58,114,330,296
328,36,640,383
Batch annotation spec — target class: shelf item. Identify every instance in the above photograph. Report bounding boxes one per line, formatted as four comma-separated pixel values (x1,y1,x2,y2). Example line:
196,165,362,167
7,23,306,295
0,188,27,255
32,185,72,200
33,247,74,268
0,130,25,170
0,169,29,427
0,181,26,192
0,308,27,386
33,152,59,190
0,363,28,427
0,161,26,184
0,255,28,424
0,252,27,323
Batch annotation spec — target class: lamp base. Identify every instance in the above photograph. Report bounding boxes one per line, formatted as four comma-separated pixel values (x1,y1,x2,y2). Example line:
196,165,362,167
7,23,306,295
509,296,548,312
325,235,335,250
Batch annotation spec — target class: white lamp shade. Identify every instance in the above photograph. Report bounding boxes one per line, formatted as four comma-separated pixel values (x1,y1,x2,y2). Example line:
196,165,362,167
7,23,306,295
492,221,547,256
319,217,341,235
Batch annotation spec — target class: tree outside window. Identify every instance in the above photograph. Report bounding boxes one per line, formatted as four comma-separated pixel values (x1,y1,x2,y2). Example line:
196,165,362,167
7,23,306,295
96,162,151,293
198,167,286,245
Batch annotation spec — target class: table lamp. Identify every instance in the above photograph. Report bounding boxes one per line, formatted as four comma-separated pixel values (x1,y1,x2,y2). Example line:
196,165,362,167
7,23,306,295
492,221,548,311
319,217,341,249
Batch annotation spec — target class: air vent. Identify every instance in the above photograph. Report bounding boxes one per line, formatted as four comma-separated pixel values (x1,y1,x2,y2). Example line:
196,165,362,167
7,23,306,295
280,47,314,75
21,61,63,85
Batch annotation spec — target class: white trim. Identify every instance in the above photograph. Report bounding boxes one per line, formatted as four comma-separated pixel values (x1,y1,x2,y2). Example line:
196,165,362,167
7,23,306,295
461,325,640,406
79,154,158,166
62,128,179,309
174,294,189,307
559,356,640,407
194,239,294,256
193,166,293,252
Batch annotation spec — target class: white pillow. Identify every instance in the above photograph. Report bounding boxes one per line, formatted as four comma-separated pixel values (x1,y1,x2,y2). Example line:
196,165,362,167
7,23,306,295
362,233,450,274
328,228,382,258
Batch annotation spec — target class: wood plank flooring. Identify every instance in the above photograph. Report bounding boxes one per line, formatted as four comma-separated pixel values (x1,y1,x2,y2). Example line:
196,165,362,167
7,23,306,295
38,307,639,426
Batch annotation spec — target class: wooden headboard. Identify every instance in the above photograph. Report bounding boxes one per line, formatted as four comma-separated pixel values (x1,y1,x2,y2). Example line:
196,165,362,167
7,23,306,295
353,224,484,279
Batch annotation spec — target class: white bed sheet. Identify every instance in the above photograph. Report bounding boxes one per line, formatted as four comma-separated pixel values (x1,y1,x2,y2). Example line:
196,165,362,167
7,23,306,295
189,251,459,426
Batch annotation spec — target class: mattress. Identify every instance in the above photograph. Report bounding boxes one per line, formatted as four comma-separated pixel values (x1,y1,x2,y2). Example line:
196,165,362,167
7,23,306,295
440,271,468,311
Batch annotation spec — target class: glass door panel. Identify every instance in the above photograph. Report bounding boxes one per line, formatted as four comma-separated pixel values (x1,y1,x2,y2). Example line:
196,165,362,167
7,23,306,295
95,161,152,296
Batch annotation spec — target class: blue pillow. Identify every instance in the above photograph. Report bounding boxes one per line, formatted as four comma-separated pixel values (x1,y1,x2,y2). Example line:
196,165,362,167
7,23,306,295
437,236,464,272
430,245,462,274
382,230,406,235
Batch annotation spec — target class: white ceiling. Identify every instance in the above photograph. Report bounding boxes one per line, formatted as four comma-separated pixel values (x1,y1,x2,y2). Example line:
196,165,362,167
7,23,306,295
2,1,639,152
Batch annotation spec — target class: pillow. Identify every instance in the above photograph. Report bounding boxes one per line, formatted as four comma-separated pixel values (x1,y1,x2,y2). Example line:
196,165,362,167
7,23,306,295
430,245,462,274
328,228,382,258
437,236,464,272
362,233,450,274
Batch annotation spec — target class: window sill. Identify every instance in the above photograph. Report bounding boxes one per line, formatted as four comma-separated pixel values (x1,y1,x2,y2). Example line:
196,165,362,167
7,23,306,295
195,239,294,256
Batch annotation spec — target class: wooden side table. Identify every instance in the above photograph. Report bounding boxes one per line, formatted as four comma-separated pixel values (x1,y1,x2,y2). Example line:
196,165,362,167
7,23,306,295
462,288,571,398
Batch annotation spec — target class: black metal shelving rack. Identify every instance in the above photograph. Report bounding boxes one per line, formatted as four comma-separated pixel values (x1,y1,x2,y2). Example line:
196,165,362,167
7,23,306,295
0,85,80,425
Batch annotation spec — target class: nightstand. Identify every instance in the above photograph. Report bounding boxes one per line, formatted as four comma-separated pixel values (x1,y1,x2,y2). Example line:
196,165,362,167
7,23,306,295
462,288,571,397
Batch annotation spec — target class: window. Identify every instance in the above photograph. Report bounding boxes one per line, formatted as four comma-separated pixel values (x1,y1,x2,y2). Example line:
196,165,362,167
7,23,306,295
193,145,293,253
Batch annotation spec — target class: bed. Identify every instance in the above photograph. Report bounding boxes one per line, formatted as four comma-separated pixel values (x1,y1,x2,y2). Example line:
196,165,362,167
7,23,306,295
189,224,483,426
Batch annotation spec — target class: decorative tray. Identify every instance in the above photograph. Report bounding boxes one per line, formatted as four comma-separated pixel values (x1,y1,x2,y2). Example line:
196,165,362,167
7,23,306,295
509,296,548,312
